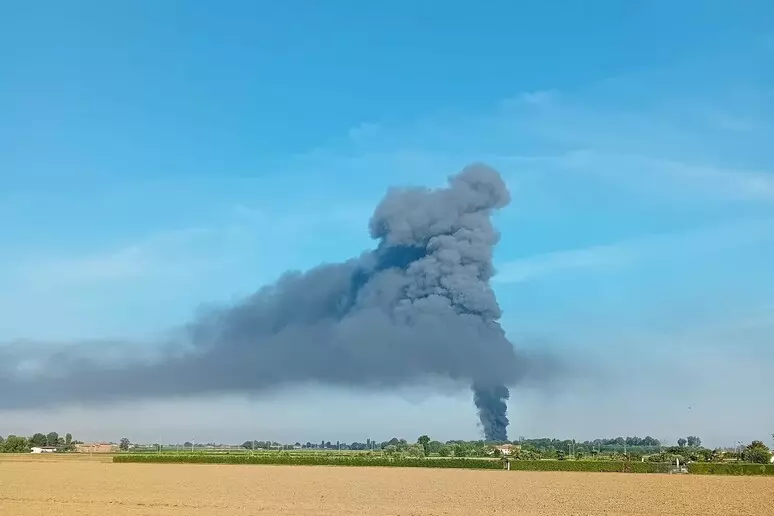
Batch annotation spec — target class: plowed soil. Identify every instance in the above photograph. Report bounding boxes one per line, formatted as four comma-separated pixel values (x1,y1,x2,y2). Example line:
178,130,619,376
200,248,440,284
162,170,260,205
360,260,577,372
1,457,771,515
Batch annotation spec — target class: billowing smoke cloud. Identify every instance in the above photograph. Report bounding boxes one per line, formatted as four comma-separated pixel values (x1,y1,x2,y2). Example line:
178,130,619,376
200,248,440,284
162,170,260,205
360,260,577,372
472,383,510,442
1,164,523,440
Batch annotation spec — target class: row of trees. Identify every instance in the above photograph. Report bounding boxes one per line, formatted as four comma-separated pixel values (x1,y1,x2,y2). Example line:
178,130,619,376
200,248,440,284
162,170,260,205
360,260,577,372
234,434,773,464
234,435,682,454
676,436,702,448
0,432,81,453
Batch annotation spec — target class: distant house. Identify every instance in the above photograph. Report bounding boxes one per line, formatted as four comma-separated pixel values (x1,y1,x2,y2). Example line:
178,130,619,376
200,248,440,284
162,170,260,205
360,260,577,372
494,444,520,456
30,446,57,454
74,443,118,453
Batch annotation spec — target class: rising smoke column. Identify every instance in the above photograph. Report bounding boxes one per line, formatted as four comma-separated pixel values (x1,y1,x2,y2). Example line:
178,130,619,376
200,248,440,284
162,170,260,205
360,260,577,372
366,164,515,440
0,163,519,441
472,383,510,442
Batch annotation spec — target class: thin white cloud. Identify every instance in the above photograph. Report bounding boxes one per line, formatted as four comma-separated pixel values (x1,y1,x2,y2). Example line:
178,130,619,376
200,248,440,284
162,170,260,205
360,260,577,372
11,227,211,288
500,89,560,108
557,150,774,202
231,201,372,234
495,217,774,284
301,84,773,208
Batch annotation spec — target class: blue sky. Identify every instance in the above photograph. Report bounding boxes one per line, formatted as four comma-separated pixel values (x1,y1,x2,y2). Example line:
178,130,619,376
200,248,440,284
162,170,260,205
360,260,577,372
1,1,773,446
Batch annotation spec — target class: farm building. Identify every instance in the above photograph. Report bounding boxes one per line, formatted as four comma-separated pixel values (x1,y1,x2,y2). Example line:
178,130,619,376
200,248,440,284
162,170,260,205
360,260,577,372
75,443,119,453
494,444,520,455
30,446,57,454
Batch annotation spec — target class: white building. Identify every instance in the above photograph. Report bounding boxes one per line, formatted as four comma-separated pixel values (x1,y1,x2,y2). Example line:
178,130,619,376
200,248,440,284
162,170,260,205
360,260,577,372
30,446,57,454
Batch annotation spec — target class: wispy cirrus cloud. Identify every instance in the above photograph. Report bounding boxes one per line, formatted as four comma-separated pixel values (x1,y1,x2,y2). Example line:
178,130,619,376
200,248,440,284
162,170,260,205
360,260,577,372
551,150,774,203
11,227,212,288
495,217,774,284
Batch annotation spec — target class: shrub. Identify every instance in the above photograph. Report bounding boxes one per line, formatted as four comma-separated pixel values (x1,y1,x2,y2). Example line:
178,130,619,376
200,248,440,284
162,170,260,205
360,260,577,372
742,448,772,464
688,463,774,476
113,454,677,473
515,449,542,461
506,461,671,473
113,453,503,470
405,445,425,458
741,441,772,464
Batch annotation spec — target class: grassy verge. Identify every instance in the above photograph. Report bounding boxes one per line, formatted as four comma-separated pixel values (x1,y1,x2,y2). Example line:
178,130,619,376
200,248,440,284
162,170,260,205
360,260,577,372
688,463,774,476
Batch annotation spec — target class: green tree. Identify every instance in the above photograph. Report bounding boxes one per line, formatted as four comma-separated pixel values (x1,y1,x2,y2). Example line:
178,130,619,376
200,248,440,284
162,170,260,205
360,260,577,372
46,432,59,446
119,437,131,451
417,435,430,456
30,433,47,447
406,445,425,458
438,446,451,457
686,436,702,448
383,445,398,456
452,443,470,457
742,441,771,464
3,435,30,453
426,440,443,455
677,438,687,448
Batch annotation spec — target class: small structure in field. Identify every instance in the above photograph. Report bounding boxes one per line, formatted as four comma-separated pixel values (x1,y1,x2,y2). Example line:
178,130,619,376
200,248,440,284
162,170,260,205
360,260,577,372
30,446,57,454
75,443,119,453
494,444,520,456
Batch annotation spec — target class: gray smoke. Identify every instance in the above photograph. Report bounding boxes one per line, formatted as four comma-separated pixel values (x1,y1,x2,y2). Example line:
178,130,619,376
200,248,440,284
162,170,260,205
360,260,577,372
472,383,510,442
0,163,521,441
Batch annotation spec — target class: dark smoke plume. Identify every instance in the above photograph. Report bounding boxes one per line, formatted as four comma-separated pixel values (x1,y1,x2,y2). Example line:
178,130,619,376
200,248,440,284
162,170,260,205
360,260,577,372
1,164,522,440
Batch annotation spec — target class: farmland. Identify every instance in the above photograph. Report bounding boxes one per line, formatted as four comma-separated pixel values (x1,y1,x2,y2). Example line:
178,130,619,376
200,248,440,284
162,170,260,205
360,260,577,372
113,451,774,475
2,454,773,515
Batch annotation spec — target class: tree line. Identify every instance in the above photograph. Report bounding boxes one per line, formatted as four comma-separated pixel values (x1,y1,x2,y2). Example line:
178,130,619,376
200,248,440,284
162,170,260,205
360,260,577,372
0,432,82,453
236,434,772,464
239,435,669,455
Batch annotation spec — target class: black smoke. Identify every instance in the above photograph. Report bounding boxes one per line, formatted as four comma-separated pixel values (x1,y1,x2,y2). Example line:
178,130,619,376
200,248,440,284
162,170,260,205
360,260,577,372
472,383,510,442
1,164,523,441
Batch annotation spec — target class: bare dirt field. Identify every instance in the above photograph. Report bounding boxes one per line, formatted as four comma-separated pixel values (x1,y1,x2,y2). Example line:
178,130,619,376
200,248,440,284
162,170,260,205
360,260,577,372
1,456,771,515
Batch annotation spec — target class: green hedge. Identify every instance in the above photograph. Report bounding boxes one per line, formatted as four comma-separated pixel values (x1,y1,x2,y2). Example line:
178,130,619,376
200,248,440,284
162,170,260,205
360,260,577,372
113,455,774,475
113,454,502,469
113,454,673,473
506,460,671,473
688,463,774,476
